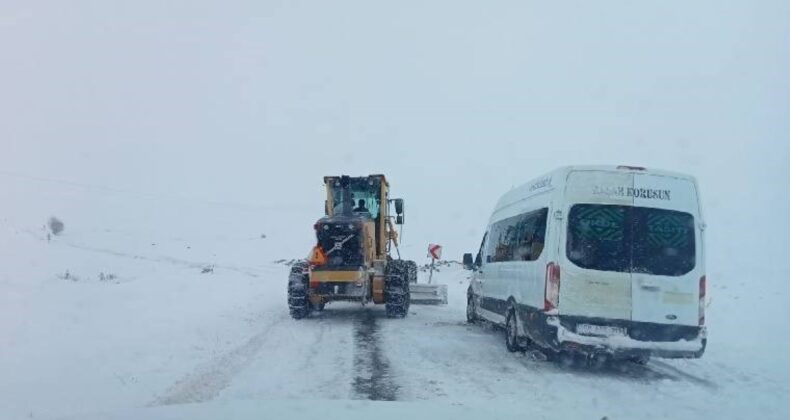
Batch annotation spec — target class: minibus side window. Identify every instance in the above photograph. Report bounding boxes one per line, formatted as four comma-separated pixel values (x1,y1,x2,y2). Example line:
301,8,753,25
477,232,488,266
512,209,548,262
486,208,548,263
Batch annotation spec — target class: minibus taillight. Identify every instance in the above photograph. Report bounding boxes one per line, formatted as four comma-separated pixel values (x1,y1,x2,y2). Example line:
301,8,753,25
544,262,561,311
699,275,706,326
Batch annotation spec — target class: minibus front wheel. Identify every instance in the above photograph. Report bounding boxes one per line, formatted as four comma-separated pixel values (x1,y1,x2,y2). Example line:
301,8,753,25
466,294,478,323
505,308,525,352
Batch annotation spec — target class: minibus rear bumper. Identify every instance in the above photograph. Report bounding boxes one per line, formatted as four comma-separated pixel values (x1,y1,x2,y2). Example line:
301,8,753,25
544,316,707,359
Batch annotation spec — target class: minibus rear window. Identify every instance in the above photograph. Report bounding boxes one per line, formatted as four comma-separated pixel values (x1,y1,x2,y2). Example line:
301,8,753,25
567,204,696,276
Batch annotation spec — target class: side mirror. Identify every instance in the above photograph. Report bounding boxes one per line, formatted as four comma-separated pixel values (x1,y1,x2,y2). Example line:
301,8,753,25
394,198,404,215
462,253,474,270
395,215,404,225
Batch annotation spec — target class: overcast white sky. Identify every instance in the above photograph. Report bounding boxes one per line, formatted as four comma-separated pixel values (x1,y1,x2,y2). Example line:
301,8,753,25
2,0,788,261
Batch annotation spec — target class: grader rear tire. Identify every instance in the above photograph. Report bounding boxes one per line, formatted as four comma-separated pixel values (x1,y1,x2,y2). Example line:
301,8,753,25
385,260,410,318
405,260,418,283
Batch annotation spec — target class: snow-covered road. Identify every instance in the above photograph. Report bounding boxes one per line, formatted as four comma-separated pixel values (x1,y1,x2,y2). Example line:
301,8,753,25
1,221,788,420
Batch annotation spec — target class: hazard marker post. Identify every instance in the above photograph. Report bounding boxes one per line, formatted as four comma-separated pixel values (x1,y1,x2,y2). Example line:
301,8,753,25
427,243,442,284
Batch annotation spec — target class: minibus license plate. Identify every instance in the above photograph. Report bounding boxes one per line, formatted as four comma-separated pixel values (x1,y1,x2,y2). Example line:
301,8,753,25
576,324,627,337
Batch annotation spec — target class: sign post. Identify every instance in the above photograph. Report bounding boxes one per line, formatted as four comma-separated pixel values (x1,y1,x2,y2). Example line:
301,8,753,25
427,243,442,284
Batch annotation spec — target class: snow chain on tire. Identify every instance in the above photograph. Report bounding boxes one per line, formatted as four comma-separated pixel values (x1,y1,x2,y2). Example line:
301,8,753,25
405,260,418,283
287,261,310,319
385,260,411,318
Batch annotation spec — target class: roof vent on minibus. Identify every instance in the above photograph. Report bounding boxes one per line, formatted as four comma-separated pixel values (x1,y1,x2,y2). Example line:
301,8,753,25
617,165,646,171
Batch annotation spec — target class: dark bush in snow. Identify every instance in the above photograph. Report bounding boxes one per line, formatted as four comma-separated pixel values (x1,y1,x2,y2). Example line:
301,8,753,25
58,270,78,282
98,272,118,282
48,217,64,235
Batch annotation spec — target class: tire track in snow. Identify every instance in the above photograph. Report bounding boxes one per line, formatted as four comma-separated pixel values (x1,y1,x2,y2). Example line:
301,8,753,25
464,317,716,389
19,226,265,278
351,308,399,401
647,360,719,390
149,312,287,406
296,315,352,398
55,239,263,278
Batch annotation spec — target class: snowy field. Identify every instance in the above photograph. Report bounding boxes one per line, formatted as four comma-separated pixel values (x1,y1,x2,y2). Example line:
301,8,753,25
1,188,788,420
2,1,789,418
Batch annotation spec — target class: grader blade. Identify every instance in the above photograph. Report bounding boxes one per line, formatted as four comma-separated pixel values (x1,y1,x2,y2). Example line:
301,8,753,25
409,283,448,305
